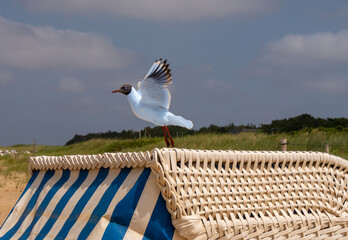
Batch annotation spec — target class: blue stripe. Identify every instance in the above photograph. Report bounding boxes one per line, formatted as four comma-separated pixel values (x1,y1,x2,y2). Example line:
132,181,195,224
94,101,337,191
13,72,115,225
0,171,39,230
102,168,151,240
77,168,131,240
18,170,71,240
143,194,175,240
0,170,55,240
34,170,89,240
55,168,109,240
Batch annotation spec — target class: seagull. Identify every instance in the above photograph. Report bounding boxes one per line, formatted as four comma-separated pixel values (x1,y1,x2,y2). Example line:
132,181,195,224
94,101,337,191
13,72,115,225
112,58,193,148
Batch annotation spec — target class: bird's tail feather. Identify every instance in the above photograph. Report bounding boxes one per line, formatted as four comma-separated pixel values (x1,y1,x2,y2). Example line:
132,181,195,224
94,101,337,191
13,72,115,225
168,114,193,129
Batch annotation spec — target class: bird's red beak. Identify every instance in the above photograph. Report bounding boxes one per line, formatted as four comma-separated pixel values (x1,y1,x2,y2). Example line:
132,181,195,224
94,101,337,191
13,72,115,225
112,89,120,93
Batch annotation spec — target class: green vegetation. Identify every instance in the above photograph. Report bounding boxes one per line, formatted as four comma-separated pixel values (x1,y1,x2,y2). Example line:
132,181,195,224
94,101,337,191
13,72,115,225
260,114,348,133
0,153,31,184
1,113,348,184
65,114,347,146
65,124,256,145
1,129,347,183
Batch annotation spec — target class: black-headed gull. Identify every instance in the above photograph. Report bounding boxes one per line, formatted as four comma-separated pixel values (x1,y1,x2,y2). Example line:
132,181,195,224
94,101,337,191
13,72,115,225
112,58,193,147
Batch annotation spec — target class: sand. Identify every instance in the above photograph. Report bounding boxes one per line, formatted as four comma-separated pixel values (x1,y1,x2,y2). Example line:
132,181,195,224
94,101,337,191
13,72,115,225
0,176,25,226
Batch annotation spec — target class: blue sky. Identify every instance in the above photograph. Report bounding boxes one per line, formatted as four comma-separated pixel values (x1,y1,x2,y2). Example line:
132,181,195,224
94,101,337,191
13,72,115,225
0,1,347,146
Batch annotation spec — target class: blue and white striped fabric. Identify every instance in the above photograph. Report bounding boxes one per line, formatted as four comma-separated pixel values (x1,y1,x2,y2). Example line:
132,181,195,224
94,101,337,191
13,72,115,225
0,167,184,240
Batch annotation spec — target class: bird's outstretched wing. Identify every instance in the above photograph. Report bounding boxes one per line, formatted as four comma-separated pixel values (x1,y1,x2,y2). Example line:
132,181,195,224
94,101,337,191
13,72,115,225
137,59,172,110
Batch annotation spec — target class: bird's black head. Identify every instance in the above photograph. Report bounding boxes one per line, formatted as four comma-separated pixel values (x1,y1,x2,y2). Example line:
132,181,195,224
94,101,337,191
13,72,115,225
112,84,132,95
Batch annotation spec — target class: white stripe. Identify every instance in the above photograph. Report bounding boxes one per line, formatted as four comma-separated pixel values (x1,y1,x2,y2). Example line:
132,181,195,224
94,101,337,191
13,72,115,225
9,170,63,240
0,171,46,237
44,169,100,238
87,168,144,240
123,230,144,240
26,171,80,240
123,172,160,240
66,168,121,239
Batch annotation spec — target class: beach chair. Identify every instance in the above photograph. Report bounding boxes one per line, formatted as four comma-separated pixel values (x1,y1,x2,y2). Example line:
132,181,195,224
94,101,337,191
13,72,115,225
1,148,347,239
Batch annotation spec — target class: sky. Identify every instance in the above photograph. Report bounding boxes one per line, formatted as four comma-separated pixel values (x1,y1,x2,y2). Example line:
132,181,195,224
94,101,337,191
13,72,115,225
0,1,348,146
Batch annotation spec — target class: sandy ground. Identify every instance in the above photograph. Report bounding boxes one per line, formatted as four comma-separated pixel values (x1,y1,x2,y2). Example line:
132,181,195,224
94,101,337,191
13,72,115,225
0,176,25,226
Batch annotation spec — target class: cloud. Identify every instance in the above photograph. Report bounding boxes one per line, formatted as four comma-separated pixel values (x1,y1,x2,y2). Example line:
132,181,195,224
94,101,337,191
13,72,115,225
0,16,135,70
0,70,14,86
240,30,348,94
262,30,348,67
60,77,85,92
25,0,277,21
304,75,348,94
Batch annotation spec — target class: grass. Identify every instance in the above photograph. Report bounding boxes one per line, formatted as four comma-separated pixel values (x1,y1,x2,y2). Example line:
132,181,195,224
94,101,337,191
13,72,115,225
0,130,347,185
0,153,32,185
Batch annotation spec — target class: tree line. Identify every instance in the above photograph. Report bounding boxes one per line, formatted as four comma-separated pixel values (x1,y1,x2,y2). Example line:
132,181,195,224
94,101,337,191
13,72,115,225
65,114,348,145
260,114,348,134
66,123,256,145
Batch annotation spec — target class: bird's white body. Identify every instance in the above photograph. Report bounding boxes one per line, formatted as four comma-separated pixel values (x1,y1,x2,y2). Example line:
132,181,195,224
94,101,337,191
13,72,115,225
127,87,193,129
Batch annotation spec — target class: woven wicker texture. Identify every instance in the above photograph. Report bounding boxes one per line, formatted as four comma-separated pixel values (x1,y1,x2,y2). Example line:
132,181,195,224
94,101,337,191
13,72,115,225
153,149,348,240
29,149,348,239
28,151,152,173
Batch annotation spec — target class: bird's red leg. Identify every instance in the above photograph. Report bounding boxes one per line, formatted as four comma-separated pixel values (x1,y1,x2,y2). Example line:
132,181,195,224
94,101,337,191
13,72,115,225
162,126,170,148
165,125,175,148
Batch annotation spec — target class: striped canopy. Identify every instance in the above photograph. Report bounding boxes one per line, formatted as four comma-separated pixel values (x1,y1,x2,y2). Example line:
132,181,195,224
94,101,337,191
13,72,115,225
0,167,182,239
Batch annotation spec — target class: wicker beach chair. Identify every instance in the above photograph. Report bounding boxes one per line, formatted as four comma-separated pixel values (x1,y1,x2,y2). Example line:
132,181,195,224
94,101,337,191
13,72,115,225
152,149,348,239
0,148,347,239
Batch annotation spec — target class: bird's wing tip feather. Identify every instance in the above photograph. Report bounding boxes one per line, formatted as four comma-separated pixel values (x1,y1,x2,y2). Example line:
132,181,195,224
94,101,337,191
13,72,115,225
142,58,172,85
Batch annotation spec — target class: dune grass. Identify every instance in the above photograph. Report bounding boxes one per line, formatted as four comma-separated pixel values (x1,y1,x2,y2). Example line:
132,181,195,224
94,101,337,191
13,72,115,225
0,130,347,184
0,154,32,184
171,130,347,158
